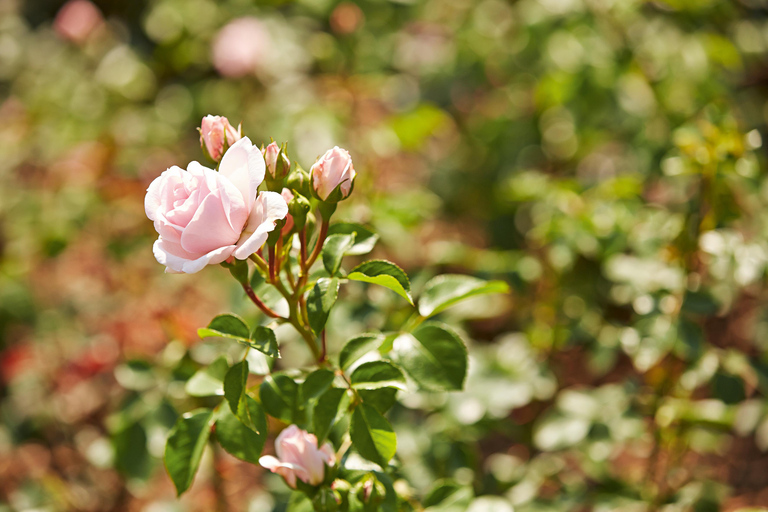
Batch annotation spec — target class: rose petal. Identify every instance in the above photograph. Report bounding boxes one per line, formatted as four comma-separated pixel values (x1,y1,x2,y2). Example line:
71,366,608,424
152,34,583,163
180,189,242,255
153,238,235,274
219,137,264,209
232,191,288,259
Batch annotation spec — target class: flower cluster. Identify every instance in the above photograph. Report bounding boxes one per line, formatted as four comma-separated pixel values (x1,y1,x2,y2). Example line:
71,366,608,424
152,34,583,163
144,116,355,274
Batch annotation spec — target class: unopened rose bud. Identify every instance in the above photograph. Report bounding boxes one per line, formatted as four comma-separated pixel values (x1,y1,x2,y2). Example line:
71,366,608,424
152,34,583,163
309,146,356,202
199,115,242,162
281,188,295,235
264,141,291,181
259,425,336,489
286,166,311,198
287,190,311,232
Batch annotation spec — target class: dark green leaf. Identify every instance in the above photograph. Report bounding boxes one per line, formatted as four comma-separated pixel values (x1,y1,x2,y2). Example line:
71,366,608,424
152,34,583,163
185,356,229,397
322,233,356,276
113,422,151,479
197,314,250,344
327,223,379,255
393,323,467,391
359,388,398,415
307,278,340,335
351,361,406,391
223,360,248,416
164,409,215,496
301,368,336,402
313,388,350,443
418,274,509,318
339,334,386,371
221,258,249,285
350,403,397,467
250,325,280,358
260,373,302,424
215,397,267,464
347,260,413,305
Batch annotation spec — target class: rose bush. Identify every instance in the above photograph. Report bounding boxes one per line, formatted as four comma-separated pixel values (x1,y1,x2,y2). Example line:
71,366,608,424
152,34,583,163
144,137,287,274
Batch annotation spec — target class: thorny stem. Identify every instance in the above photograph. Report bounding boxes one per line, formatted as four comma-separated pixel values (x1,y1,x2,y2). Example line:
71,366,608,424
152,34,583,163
268,245,277,281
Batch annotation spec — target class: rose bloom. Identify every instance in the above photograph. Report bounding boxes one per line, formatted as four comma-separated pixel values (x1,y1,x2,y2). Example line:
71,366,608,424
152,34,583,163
259,425,336,488
200,115,241,162
212,17,269,78
310,146,356,202
144,137,288,274
54,0,103,43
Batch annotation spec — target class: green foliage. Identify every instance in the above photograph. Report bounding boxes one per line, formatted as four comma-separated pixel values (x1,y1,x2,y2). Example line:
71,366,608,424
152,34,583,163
393,323,468,392
350,403,397,468
418,274,510,318
215,398,267,464
164,409,215,496
347,260,414,305
307,278,340,334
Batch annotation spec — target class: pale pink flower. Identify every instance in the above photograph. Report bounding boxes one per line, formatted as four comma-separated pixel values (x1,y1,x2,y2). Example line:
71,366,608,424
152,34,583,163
310,146,356,201
281,188,294,235
212,18,269,78
200,115,241,162
144,137,288,274
54,0,103,43
259,425,336,488
263,142,280,178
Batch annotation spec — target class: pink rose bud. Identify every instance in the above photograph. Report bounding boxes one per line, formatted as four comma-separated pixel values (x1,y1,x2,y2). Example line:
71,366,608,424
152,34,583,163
263,141,290,180
259,425,336,489
281,188,295,235
145,137,288,274
54,0,103,44
199,115,242,162
309,146,356,202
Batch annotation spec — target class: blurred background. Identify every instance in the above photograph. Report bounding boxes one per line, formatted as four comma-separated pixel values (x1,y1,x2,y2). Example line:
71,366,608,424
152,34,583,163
2,0,768,510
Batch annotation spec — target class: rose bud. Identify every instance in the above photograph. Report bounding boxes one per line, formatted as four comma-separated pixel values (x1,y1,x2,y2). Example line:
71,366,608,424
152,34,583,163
199,115,242,162
259,425,336,489
280,188,295,235
144,137,288,273
309,146,356,202
264,141,291,181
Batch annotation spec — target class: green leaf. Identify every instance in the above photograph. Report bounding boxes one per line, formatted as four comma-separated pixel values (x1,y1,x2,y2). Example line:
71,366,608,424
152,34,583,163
185,356,229,397
301,368,336,402
313,388,350,444
347,260,413,305
197,314,250,343
260,373,302,424
418,274,510,318
322,233,356,276
250,325,280,358
423,480,474,512
215,397,267,464
339,334,386,372
351,361,406,391
113,422,151,479
350,403,397,467
223,360,248,416
393,323,467,391
307,278,340,335
359,388,398,415
164,409,215,496
221,258,249,285
327,223,379,255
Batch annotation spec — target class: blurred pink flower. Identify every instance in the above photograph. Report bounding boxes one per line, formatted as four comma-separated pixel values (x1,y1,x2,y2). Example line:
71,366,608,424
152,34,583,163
259,425,336,488
212,18,269,78
144,137,288,273
199,115,241,162
310,146,356,201
54,0,103,43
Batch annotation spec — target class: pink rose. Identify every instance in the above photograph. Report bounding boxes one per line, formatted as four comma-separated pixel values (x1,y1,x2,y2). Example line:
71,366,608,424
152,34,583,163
310,146,356,202
212,17,269,78
259,425,336,488
145,137,288,274
200,115,241,162
54,0,103,44
263,142,280,178
281,188,295,235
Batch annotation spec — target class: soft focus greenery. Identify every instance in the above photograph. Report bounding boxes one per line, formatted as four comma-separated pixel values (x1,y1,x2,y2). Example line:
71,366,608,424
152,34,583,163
2,0,768,510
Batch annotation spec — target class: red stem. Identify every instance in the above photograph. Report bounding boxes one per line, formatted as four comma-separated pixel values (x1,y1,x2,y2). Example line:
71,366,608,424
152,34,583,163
242,282,281,318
